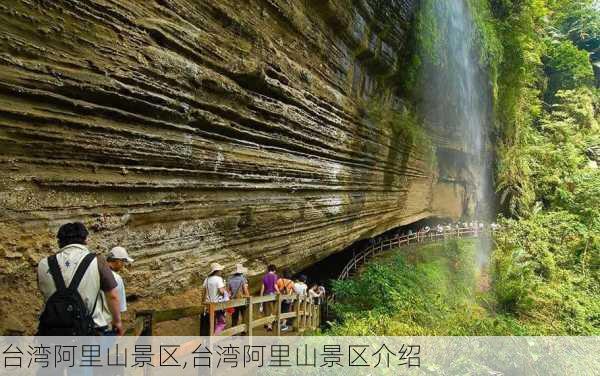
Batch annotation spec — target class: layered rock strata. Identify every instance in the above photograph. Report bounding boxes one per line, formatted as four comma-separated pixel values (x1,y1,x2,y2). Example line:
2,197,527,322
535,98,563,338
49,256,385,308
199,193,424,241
0,0,476,332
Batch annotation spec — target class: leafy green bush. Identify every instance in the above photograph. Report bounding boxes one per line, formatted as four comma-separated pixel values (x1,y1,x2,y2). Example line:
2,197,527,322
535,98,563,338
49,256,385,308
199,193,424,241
492,213,599,334
544,40,595,97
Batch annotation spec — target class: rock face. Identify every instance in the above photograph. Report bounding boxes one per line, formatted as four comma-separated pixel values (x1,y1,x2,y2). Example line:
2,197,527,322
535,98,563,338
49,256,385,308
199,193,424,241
0,0,477,332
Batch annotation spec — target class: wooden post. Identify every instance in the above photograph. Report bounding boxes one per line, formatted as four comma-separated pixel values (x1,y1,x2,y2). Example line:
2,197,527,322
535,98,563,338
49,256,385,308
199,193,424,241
297,296,302,332
302,297,308,331
298,296,304,333
275,294,282,336
293,294,300,333
246,296,253,337
137,310,154,336
317,304,321,329
315,301,323,329
198,312,203,336
307,302,311,330
209,303,215,336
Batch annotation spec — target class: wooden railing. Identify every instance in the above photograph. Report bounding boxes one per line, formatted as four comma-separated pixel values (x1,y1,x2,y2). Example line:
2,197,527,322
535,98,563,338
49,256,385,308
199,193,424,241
330,226,487,303
126,293,321,337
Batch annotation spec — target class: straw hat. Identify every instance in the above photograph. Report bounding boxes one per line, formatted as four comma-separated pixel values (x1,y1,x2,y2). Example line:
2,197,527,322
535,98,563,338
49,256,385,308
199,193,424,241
209,262,224,274
234,263,248,274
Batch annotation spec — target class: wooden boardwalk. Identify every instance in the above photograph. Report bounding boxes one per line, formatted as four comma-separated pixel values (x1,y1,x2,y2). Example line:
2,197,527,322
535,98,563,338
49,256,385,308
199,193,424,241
127,226,488,337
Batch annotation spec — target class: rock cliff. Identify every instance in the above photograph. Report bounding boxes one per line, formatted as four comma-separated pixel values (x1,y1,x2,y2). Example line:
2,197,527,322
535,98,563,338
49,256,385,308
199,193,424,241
0,0,478,332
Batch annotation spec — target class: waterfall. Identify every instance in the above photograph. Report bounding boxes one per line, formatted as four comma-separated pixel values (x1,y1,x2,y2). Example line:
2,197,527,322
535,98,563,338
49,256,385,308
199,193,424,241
417,0,494,269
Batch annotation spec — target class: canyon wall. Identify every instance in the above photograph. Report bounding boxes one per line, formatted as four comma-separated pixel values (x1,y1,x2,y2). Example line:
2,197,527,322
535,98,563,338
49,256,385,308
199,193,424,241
0,0,476,332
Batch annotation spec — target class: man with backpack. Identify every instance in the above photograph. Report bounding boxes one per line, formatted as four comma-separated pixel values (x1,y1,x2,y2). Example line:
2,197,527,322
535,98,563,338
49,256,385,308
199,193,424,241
37,222,124,336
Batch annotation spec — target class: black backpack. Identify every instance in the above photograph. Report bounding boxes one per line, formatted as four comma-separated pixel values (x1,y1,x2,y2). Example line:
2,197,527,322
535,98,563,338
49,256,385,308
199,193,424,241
37,253,99,336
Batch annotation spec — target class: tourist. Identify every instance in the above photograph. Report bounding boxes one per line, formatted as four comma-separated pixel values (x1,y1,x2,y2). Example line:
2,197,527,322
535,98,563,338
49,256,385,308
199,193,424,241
227,263,249,328
201,262,227,335
317,284,327,320
100,246,134,335
293,276,308,324
37,222,123,336
308,284,323,305
260,264,279,331
276,270,295,331
293,274,308,296
317,285,326,303
309,284,327,321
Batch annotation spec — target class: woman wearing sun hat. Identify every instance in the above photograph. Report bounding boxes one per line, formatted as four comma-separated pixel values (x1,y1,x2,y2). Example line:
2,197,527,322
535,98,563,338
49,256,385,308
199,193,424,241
201,262,227,334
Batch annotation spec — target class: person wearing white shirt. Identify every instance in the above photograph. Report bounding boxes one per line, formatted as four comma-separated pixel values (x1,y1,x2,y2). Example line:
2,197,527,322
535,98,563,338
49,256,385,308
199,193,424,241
200,263,227,334
293,274,308,296
101,246,134,334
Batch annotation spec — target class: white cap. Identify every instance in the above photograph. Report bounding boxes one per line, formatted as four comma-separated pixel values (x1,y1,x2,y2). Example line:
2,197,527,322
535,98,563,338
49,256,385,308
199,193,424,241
108,246,134,263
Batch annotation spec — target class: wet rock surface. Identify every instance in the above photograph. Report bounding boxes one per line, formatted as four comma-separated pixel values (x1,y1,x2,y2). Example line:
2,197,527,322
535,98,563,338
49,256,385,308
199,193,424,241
0,0,477,332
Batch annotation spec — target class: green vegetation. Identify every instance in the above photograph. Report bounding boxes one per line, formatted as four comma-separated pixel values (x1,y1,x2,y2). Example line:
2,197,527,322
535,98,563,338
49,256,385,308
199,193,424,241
329,236,597,335
493,212,599,334
489,0,599,335
329,239,531,335
366,99,431,151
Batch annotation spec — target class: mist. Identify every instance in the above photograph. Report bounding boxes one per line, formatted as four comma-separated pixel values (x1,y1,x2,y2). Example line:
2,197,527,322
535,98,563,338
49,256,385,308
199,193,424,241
417,0,495,270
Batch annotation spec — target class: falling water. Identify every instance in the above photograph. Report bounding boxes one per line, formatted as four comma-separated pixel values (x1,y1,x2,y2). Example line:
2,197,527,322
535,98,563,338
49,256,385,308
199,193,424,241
417,0,494,272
